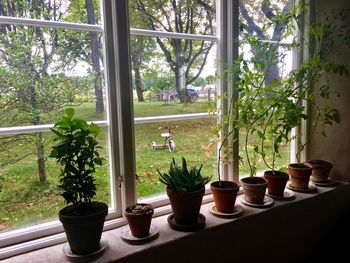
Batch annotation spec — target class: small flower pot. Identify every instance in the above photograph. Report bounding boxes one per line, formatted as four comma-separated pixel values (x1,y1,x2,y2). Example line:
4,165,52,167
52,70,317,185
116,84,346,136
124,203,154,238
210,181,239,213
288,163,312,189
240,177,268,204
264,170,289,196
304,160,333,183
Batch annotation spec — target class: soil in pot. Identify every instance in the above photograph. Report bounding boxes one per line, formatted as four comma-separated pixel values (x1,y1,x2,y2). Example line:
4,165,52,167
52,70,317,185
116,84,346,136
240,177,268,204
288,163,312,189
210,181,239,213
124,203,154,238
167,187,204,225
59,201,108,255
304,160,333,183
264,170,289,196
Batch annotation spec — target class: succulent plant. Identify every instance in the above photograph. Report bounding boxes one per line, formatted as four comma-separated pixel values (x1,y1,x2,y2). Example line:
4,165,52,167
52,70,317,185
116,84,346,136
158,157,211,193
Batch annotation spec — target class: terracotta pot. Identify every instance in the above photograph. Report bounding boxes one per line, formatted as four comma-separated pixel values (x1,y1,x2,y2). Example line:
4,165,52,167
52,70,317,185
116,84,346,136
124,203,154,238
240,177,268,204
59,202,108,255
167,187,204,225
288,163,312,189
264,170,289,196
210,181,239,213
304,160,333,183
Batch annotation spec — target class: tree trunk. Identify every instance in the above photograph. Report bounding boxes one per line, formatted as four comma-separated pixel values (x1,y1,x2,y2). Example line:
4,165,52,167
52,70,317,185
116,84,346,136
36,132,46,183
134,65,144,102
86,0,104,114
28,82,46,183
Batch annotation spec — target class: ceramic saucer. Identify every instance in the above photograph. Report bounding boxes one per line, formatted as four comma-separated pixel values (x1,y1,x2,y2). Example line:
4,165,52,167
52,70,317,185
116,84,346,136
209,204,244,218
287,182,317,193
119,224,159,245
241,196,274,208
312,179,336,187
266,189,296,201
167,213,205,232
63,236,108,262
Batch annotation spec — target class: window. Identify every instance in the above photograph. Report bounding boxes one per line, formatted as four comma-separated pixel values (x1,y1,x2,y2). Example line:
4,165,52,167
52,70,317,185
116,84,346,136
0,0,299,259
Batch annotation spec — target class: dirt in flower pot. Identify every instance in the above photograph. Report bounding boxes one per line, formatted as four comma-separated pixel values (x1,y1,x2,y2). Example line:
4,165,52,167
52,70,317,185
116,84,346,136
124,203,154,238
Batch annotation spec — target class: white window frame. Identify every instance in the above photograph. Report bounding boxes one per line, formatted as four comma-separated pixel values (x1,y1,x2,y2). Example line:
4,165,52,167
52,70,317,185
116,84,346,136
0,0,303,259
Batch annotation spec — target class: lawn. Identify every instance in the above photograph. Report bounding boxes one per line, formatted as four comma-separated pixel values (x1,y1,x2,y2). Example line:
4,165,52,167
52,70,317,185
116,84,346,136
0,100,289,232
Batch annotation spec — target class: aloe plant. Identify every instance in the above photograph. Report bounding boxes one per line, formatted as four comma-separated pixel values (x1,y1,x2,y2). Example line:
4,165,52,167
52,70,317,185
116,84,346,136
158,157,211,193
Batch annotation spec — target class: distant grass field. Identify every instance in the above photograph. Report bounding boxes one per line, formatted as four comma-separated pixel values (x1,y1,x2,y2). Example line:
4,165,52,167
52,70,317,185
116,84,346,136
0,100,289,232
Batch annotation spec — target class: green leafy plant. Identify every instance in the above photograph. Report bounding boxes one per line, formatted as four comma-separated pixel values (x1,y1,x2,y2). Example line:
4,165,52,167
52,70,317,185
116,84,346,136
213,4,349,178
158,157,211,193
49,108,104,213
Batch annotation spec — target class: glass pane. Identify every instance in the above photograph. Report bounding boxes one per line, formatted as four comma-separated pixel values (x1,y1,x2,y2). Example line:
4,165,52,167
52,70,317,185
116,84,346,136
136,118,217,200
129,0,216,35
0,128,111,234
0,26,106,128
130,35,217,116
0,0,101,24
239,0,293,42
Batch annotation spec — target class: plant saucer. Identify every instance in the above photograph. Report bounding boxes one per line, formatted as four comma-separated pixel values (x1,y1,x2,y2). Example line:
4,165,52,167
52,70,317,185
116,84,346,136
63,236,108,262
167,213,205,232
266,189,296,201
209,204,244,218
312,179,336,187
241,196,274,208
119,224,159,245
287,182,317,193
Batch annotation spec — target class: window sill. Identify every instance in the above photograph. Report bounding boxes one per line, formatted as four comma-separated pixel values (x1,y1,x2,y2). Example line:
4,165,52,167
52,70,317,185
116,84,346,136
3,182,350,263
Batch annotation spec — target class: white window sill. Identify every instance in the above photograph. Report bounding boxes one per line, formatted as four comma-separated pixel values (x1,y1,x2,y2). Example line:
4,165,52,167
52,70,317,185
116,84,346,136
2,182,350,263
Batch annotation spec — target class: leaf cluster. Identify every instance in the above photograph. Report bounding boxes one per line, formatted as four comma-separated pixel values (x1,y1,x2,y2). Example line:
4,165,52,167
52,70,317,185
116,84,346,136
49,108,104,212
158,157,211,193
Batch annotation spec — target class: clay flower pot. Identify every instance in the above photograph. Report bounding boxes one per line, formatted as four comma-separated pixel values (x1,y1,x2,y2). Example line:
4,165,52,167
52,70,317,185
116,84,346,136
288,163,312,189
264,170,289,196
240,177,268,204
210,181,239,213
167,187,204,225
124,203,154,238
304,160,333,183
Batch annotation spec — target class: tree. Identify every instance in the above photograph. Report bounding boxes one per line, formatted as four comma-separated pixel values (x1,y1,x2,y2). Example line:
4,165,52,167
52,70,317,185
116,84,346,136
59,0,104,113
0,1,92,182
239,0,292,86
130,0,215,102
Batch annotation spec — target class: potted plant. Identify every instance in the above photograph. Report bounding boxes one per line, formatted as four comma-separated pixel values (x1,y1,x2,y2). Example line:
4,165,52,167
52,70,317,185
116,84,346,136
50,108,108,256
304,159,333,184
216,4,349,198
124,203,154,238
158,157,211,230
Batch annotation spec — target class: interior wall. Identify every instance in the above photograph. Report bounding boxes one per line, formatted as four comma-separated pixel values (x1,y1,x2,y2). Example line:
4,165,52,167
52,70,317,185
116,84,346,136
309,0,350,182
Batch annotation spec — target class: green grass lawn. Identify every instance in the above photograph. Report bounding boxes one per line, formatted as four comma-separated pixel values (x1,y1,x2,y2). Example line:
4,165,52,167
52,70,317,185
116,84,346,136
0,100,289,232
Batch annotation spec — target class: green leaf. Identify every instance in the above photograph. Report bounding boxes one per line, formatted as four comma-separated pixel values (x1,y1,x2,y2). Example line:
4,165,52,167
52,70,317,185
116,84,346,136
65,108,75,119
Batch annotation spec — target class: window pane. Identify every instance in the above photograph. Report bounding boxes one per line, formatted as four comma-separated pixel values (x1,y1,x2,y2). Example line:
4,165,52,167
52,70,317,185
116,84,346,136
0,0,101,24
130,35,216,113
0,128,111,234
0,26,106,128
135,118,217,200
239,0,292,41
129,0,216,35
238,0,295,177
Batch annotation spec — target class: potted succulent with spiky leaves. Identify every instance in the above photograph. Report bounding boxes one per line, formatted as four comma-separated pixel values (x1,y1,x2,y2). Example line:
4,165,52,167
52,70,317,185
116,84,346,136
158,157,211,229
50,108,107,256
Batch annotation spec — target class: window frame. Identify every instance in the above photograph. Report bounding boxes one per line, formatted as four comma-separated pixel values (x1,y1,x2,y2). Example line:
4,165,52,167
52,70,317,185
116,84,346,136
0,0,304,259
